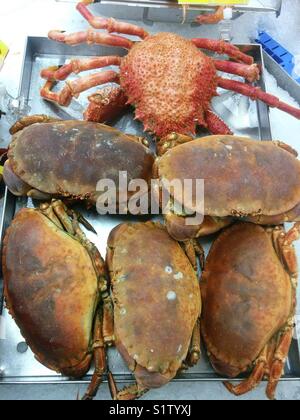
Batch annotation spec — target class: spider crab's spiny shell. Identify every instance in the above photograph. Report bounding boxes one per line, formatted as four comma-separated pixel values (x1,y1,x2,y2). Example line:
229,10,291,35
107,222,201,388
120,32,218,137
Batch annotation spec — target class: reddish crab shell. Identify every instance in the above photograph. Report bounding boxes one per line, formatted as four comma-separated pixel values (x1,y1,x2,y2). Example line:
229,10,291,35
4,118,154,206
154,134,300,241
2,203,100,378
106,222,201,398
120,32,218,137
201,222,297,400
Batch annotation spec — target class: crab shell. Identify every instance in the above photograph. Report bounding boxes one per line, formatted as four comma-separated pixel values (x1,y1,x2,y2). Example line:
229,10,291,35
201,223,295,391
154,135,300,240
4,121,154,205
2,207,99,377
107,222,201,389
120,33,217,137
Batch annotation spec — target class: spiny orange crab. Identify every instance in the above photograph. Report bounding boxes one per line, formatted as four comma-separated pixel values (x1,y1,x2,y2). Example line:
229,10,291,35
40,1,300,138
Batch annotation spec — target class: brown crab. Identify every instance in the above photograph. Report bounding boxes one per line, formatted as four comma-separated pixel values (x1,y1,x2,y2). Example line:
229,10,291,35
3,115,154,209
201,222,299,399
2,200,114,400
39,1,300,139
106,222,202,399
154,134,300,241
195,6,227,25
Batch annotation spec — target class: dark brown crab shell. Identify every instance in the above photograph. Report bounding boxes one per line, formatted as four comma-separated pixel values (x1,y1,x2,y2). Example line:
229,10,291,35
2,208,99,377
5,121,154,204
154,135,300,219
201,222,294,377
107,222,201,389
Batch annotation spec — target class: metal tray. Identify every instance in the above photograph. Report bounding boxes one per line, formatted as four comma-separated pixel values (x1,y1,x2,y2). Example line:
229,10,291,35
56,0,283,24
0,36,299,387
58,0,283,15
98,0,282,14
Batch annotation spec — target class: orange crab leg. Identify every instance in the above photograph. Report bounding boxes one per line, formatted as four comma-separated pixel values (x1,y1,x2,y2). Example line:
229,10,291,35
40,70,119,106
214,60,260,83
205,109,233,135
224,345,268,397
48,29,133,50
82,313,107,401
108,371,148,400
192,38,254,65
266,327,294,400
41,56,122,81
195,6,226,25
218,77,300,120
77,2,149,39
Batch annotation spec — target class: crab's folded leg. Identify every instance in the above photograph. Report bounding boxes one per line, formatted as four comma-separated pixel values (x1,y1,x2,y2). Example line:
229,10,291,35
40,70,119,106
266,326,294,400
205,110,233,135
41,56,122,81
77,2,149,39
218,77,300,120
48,29,133,50
9,114,61,135
182,238,205,272
82,312,107,400
195,6,225,25
214,60,260,83
192,38,254,65
108,372,148,400
224,344,268,397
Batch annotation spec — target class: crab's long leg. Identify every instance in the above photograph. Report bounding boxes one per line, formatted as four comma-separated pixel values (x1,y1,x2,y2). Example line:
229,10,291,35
218,77,300,120
82,312,107,401
283,222,300,247
108,372,148,400
264,225,298,400
214,60,260,83
266,326,294,400
185,318,201,367
41,56,122,81
48,29,133,50
77,2,149,39
195,6,225,25
224,345,268,397
205,109,233,135
40,70,119,107
192,38,254,65
274,222,300,279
